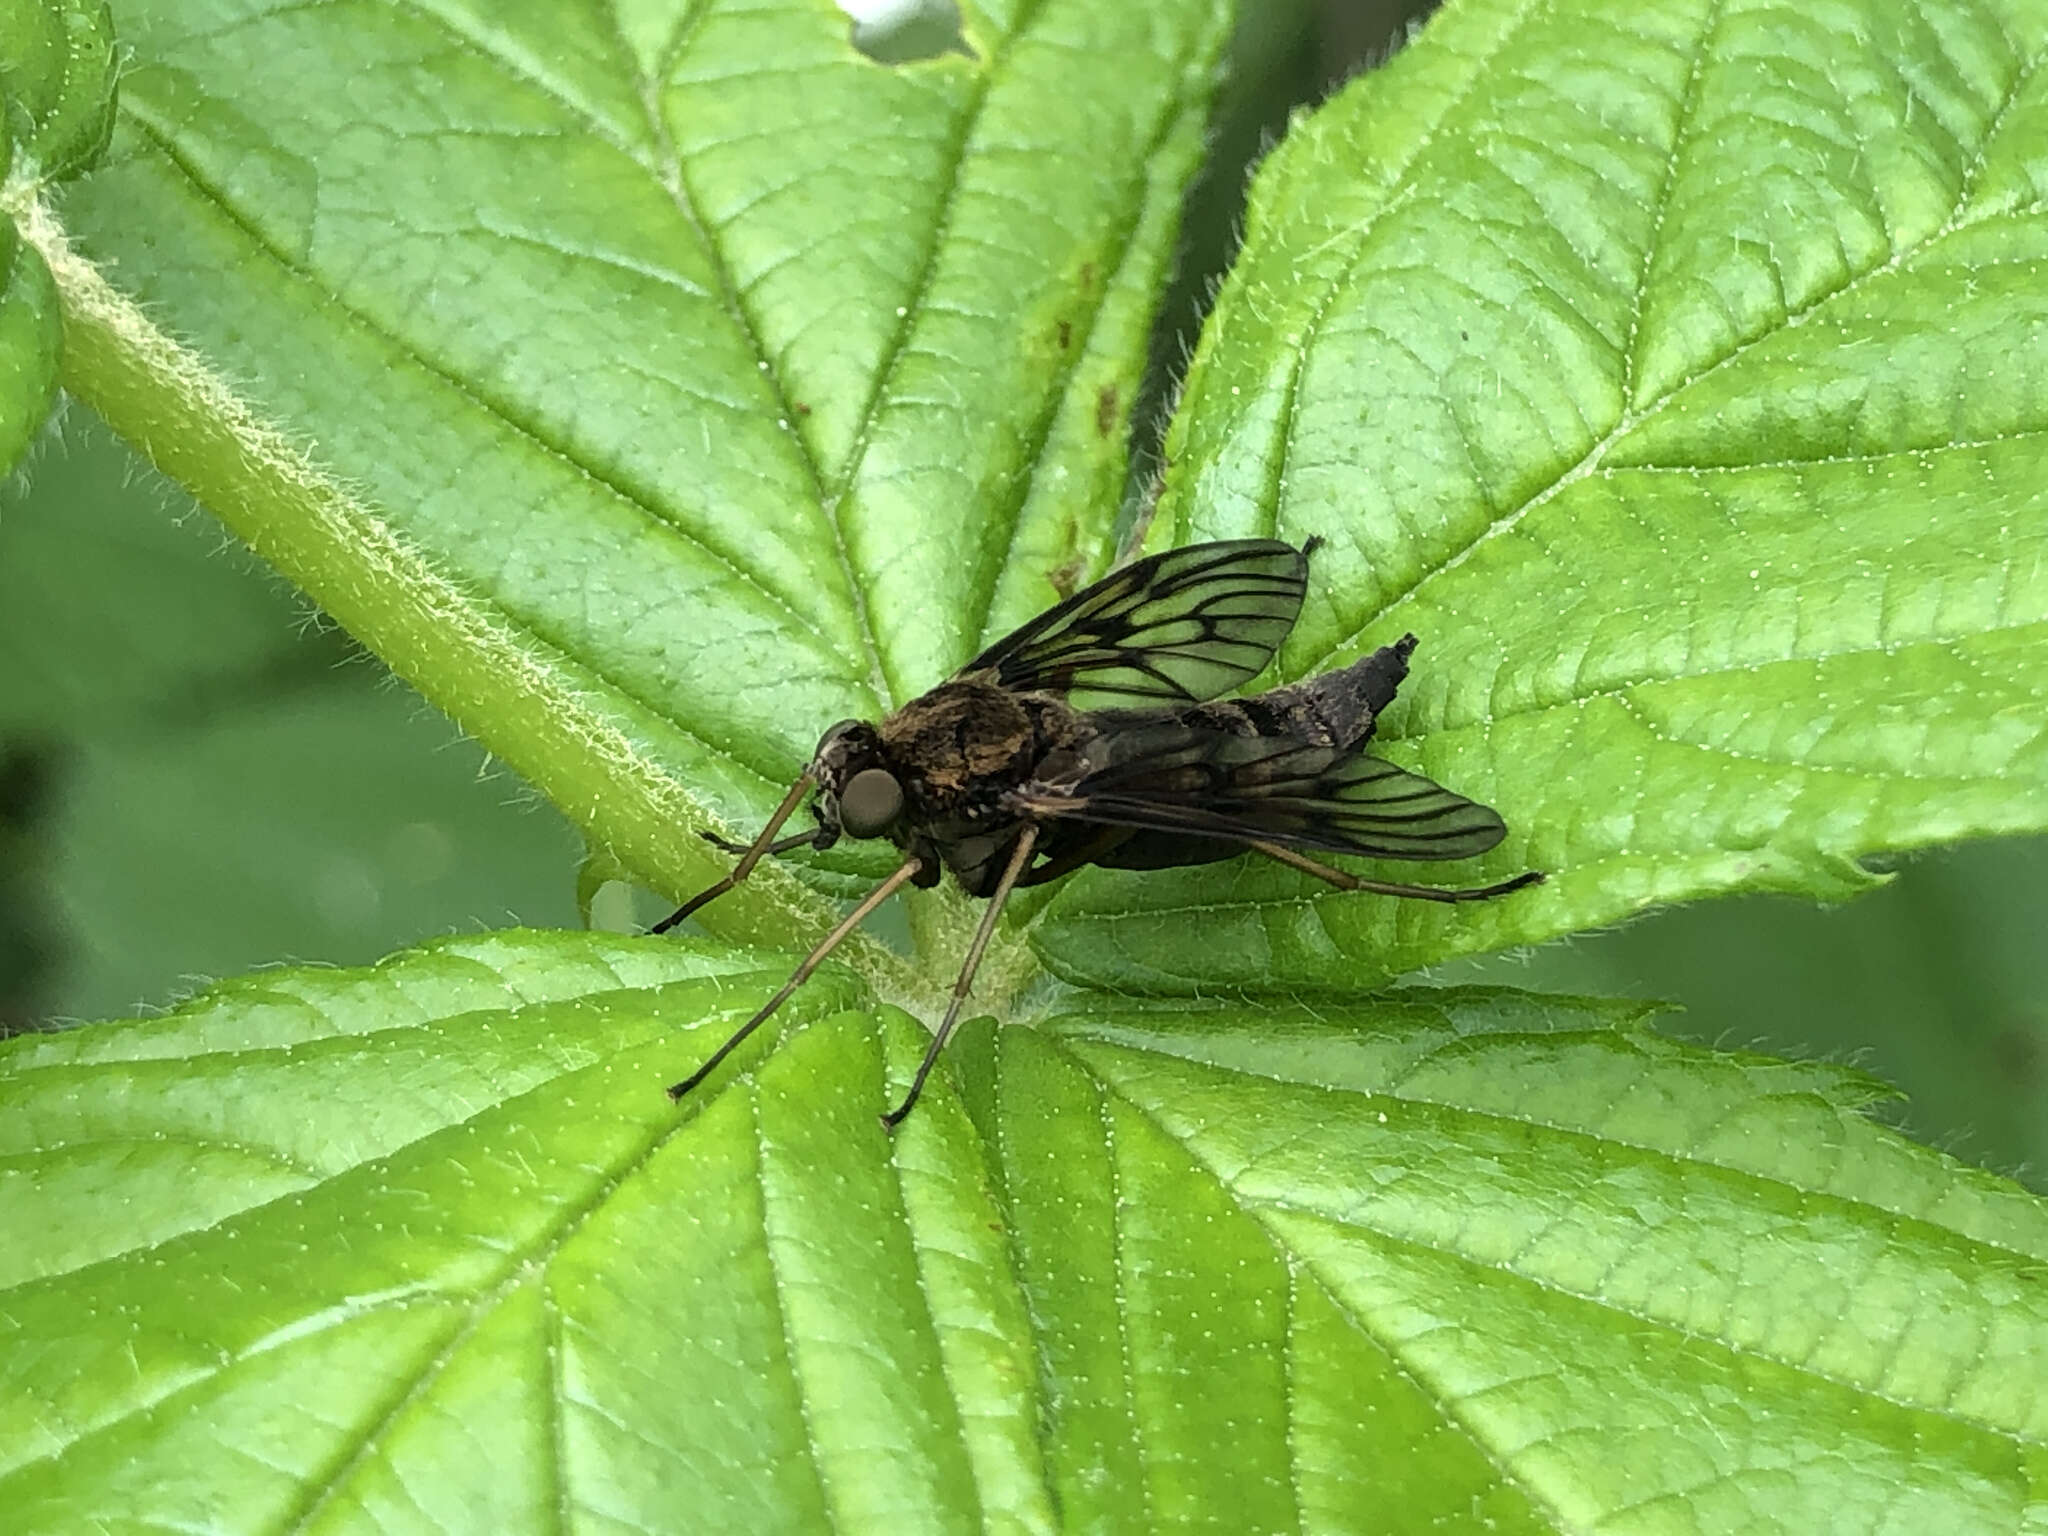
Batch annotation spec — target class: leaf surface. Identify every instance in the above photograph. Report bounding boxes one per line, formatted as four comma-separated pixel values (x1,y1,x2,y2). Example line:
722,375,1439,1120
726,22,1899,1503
1033,0,2048,990
0,0,115,470
47,0,1237,946
4,934,2044,1532
16,3,2048,1525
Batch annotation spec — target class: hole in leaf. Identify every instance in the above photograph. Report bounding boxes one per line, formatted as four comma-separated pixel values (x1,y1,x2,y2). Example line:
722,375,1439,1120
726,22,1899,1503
841,0,973,64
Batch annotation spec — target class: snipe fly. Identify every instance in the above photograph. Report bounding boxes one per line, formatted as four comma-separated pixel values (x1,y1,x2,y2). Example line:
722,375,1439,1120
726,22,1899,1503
658,538,1541,1126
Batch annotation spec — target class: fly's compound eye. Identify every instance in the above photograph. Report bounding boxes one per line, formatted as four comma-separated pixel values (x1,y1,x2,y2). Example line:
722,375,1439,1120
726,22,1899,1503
837,767,905,839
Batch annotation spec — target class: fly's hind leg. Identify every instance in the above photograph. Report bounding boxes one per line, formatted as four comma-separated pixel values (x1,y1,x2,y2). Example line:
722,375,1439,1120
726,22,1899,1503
1249,839,1543,903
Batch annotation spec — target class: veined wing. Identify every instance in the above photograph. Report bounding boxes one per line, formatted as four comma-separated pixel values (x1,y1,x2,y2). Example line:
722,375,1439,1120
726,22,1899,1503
958,539,1312,707
1010,720,1507,862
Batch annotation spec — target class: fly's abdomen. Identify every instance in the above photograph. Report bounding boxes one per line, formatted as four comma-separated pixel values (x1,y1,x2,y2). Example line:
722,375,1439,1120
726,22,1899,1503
1192,634,1418,749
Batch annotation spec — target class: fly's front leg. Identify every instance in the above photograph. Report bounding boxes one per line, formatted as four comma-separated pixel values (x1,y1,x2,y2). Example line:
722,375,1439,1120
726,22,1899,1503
701,799,832,856
668,857,927,1100
652,773,817,934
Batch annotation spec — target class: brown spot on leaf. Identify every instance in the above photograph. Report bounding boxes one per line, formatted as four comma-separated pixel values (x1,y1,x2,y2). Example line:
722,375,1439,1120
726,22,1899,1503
1095,383,1119,438
1057,319,1072,350
1046,552,1086,600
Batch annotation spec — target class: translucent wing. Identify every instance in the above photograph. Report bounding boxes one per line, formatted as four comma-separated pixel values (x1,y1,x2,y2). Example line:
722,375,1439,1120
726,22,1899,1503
959,539,1312,707
1010,720,1508,862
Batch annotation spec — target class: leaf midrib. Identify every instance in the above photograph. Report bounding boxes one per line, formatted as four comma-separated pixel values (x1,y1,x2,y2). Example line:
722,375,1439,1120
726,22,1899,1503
617,0,896,712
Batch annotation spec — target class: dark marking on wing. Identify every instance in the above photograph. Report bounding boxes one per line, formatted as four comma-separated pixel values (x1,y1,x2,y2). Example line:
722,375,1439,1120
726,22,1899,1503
1011,717,1508,862
957,538,1314,708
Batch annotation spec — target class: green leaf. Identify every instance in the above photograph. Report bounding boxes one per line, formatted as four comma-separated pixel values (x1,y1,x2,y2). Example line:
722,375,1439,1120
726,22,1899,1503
41,0,2048,999
0,0,115,472
0,0,118,183
0,206,60,475
1034,0,2048,991
5,937,2044,1529
16,3,2048,1524
38,0,1238,964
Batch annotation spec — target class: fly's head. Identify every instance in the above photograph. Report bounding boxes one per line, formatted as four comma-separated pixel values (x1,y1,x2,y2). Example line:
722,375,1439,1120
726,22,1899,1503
811,719,906,842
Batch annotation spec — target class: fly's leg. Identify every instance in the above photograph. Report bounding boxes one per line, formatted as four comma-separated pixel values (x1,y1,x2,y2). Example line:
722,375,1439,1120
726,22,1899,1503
667,856,926,1101
703,827,809,856
1012,824,1127,888
882,825,1041,1129
695,828,821,861
1248,839,1543,902
652,773,816,934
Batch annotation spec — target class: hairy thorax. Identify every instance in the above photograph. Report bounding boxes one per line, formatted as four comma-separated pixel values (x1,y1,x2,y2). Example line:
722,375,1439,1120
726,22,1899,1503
879,681,1057,821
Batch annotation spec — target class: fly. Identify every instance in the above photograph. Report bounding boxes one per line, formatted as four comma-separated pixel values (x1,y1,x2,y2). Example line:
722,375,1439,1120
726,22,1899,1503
657,538,1542,1127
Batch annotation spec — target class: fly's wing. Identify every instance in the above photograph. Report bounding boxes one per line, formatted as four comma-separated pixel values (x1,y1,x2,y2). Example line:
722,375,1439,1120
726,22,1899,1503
958,539,1312,708
1010,719,1507,862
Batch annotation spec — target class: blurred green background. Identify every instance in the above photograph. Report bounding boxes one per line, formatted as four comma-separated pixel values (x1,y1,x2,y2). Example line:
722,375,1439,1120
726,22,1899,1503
3,0,2039,1187
0,405,586,1028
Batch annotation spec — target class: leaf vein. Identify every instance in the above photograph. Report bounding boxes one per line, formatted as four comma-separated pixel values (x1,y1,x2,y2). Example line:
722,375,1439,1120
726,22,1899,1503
1240,0,1553,552
1099,1086,1157,1532
878,1067,992,1531
1077,1047,2043,1448
1618,0,1726,404
820,0,1050,702
1305,37,2048,675
1076,1057,1575,1526
613,0,891,706
750,1086,841,1534
387,0,656,169
116,102,856,780
965,18,1219,655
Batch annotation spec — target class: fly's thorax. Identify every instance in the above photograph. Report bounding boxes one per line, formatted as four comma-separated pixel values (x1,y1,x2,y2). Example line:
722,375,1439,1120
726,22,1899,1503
879,681,1046,818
